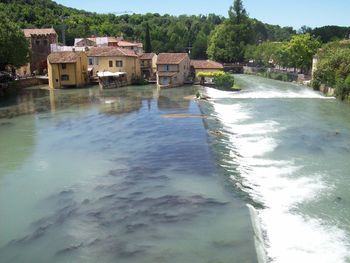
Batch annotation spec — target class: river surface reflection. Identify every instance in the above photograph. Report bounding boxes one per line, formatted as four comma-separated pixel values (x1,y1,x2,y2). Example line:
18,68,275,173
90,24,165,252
0,84,257,263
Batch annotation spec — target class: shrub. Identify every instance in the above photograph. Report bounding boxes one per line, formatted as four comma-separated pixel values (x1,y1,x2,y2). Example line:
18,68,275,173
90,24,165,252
213,73,235,90
197,71,225,78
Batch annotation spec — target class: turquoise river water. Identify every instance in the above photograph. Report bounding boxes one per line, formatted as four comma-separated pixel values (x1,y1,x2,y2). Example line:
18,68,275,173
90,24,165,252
0,75,350,263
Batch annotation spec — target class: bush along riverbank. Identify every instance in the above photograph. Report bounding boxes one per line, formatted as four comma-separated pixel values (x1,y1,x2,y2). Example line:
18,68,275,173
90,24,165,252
243,67,301,82
197,72,240,91
312,41,350,102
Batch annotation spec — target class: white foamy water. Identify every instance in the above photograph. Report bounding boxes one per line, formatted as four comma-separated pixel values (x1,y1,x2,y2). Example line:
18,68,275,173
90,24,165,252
204,86,334,100
207,82,350,263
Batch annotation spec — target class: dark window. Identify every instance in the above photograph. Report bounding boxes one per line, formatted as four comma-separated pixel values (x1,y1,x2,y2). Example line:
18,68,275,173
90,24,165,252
165,65,170,71
89,58,93,65
109,61,113,67
35,40,40,45
116,60,123,67
61,74,69,81
61,63,67,69
43,39,48,46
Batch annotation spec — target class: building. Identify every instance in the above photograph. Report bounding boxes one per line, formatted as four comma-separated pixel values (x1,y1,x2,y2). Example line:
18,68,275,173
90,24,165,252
191,60,224,74
47,51,88,89
139,53,157,80
190,59,224,82
86,47,141,84
156,53,190,88
19,28,58,75
116,39,144,55
74,37,144,54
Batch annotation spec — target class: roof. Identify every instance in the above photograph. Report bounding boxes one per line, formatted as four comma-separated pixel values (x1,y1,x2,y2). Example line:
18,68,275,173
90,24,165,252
139,53,156,60
117,40,143,48
157,53,189,65
157,72,177,77
23,28,57,38
191,60,223,70
86,47,138,57
48,52,83,64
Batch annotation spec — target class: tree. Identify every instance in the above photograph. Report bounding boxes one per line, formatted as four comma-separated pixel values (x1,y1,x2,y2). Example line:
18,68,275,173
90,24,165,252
208,0,253,62
192,31,208,59
0,16,29,71
282,33,320,73
144,22,152,53
228,0,247,24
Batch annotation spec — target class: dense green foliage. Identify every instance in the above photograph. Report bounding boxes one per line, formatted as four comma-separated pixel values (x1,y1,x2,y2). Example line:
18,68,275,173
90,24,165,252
245,41,282,66
207,0,297,62
144,23,152,53
197,71,225,78
0,14,29,70
313,42,350,100
0,0,348,65
312,26,350,43
245,34,321,73
0,0,225,57
213,73,235,90
0,0,296,60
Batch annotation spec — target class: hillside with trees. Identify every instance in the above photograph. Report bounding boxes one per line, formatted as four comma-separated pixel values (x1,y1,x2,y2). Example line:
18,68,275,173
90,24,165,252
0,0,296,60
0,0,349,68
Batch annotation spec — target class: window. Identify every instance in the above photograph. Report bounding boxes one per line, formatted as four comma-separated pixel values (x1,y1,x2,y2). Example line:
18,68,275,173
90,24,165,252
116,60,123,67
165,65,170,71
43,39,48,46
35,40,40,45
89,58,93,66
61,74,69,81
109,61,113,67
61,63,66,69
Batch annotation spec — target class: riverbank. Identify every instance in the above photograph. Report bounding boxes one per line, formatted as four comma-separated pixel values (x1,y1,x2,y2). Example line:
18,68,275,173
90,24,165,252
0,77,48,97
242,67,337,98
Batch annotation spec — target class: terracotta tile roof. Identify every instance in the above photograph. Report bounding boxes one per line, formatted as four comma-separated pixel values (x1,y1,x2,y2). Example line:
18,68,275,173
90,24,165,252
117,40,143,48
191,60,224,70
157,53,189,65
86,47,138,57
48,52,83,64
139,53,156,60
23,28,57,38
157,72,177,77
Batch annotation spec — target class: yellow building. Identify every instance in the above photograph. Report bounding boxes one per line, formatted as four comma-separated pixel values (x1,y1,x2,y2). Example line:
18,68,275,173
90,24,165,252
86,47,141,84
140,53,158,80
47,51,88,89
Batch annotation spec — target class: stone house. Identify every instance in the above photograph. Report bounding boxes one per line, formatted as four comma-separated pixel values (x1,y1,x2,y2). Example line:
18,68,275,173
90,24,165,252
156,53,190,88
19,28,58,75
47,51,88,89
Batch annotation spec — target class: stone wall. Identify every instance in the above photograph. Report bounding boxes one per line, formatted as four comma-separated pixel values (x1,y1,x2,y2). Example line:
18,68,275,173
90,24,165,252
0,78,48,97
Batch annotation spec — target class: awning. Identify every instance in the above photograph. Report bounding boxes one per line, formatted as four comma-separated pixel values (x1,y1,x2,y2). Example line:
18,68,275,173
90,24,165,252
97,71,127,77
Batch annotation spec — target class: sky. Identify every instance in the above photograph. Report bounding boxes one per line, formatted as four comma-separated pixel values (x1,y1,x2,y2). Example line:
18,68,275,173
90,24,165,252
55,0,350,29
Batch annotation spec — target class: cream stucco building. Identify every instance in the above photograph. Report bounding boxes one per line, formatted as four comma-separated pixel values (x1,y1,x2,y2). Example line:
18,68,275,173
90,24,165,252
86,47,141,84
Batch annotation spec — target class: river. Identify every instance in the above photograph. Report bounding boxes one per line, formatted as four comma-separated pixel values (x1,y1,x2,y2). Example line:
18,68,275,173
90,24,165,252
0,75,350,263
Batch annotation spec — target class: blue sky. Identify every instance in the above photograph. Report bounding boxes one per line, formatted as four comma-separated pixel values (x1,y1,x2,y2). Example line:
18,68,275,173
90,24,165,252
55,0,350,29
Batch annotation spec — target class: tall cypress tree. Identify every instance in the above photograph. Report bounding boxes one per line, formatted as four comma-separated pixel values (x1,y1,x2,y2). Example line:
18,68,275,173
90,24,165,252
144,23,152,53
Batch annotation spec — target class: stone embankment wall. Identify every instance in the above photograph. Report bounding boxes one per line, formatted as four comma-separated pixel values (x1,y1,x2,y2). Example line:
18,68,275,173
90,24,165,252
0,77,48,97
